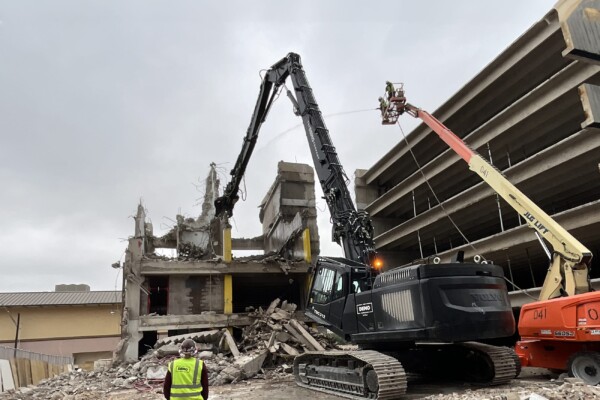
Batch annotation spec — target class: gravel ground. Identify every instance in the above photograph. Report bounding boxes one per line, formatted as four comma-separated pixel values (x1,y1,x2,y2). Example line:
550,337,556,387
3,368,600,400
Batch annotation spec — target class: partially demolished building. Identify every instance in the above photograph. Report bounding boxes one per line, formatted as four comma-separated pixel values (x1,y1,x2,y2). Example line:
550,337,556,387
118,162,319,361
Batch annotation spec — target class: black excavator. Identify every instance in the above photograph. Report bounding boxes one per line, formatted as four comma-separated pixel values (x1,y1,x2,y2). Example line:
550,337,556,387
214,53,520,399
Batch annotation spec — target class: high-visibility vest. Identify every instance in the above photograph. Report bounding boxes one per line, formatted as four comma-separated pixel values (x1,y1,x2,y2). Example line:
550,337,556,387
168,357,204,399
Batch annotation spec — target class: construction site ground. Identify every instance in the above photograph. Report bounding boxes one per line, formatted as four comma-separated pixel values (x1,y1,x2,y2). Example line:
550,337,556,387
6,367,600,400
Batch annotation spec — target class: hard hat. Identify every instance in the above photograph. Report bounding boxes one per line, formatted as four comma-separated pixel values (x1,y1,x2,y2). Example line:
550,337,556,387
179,339,197,356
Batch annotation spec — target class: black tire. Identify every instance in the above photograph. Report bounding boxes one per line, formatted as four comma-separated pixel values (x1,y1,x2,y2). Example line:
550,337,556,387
567,351,600,385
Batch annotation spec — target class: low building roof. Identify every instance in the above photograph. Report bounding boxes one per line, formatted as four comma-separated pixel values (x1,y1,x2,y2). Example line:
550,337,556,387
0,291,121,307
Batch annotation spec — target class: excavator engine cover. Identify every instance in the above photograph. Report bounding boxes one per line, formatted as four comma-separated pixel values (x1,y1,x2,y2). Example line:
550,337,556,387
349,262,515,345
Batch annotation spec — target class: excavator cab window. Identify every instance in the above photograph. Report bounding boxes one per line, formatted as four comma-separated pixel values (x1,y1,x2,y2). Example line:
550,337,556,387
311,267,336,304
351,269,372,294
332,273,345,301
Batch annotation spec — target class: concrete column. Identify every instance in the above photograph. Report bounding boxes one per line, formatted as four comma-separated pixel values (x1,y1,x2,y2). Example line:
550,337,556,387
223,224,232,263
303,228,312,263
123,320,142,362
354,169,380,211
122,237,143,362
224,274,233,314
121,203,147,362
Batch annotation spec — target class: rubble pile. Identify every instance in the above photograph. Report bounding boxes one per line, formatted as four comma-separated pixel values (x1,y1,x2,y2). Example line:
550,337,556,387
0,364,156,400
242,298,339,356
424,377,600,400
0,299,341,399
213,298,340,384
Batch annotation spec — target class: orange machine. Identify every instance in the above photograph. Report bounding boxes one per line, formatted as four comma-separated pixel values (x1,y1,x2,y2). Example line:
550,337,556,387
382,84,600,384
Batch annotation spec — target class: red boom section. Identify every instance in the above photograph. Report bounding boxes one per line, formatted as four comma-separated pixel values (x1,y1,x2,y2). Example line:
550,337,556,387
417,110,474,164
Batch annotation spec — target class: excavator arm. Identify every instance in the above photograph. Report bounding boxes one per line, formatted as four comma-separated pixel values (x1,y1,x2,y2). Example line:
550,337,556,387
214,53,376,265
383,86,592,300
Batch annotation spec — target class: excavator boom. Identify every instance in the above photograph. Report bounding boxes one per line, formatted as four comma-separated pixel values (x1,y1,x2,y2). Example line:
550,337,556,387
215,53,376,266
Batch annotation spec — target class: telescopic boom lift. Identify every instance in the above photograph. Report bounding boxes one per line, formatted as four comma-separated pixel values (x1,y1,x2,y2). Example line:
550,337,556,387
382,84,599,384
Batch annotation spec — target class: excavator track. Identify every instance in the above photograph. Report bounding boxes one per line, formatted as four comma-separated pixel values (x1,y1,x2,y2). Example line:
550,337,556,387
294,350,407,399
459,342,519,386
391,342,518,386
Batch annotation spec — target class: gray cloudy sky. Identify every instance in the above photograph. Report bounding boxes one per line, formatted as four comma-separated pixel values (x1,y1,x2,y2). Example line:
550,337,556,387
0,0,553,292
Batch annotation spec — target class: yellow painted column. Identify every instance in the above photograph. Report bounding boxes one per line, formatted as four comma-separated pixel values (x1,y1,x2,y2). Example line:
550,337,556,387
224,274,233,314
223,225,232,263
305,272,313,296
302,228,312,263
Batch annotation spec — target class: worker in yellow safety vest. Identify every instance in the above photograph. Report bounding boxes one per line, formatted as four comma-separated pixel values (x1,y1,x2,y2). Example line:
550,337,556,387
163,339,209,400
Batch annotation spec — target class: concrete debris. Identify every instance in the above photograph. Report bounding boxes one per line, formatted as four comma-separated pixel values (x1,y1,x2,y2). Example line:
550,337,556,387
221,329,241,358
211,298,338,385
154,329,221,347
240,298,338,358
0,299,339,399
422,376,600,400
154,344,179,358
145,366,167,380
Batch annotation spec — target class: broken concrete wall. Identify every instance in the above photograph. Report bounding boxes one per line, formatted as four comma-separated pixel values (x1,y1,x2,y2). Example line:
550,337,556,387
259,161,319,260
148,164,220,260
188,275,224,314
117,163,315,363
166,276,192,315
166,276,225,315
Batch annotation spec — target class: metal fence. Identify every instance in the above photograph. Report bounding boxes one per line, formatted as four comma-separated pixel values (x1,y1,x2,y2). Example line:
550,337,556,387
0,345,73,365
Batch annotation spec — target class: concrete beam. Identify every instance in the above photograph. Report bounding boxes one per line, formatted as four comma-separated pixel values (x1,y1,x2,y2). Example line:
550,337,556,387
555,0,600,64
365,10,567,186
138,313,253,332
140,259,311,275
375,128,600,249
509,277,600,308
232,236,264,251
580,83,600,127
430,199,600,264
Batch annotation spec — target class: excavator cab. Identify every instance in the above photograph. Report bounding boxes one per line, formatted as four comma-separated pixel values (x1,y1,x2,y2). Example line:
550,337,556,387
305,257,372,340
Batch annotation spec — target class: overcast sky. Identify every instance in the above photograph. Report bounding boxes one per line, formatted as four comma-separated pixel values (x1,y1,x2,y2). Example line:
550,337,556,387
0,0,554,292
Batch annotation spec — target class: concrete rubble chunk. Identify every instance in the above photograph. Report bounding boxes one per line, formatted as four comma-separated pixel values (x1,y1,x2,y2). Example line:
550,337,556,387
266,331,277,348
198,351,215,360
222,328,241,358
155,329,222,347
155,343,180,358
236,349,269,378
528,394,550,400
288,319,325,351
280,342,300,356
275,331,291,343
270,309,292,320
146,365,168,379
265,298,281,315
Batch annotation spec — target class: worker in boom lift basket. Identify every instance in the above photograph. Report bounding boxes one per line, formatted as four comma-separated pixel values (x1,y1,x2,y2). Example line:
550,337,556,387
379,96,389,116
